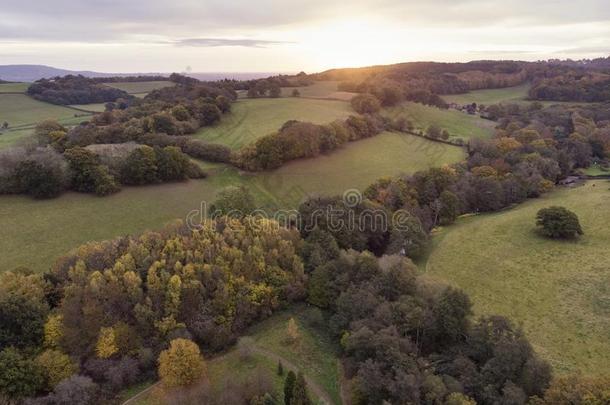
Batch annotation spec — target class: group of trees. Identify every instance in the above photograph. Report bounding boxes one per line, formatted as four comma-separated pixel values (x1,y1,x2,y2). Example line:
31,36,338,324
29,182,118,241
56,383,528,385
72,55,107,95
0,216,306,403
304,247,551,404
1,74,238,198
528,64,610,102
27,75,132,105
0,132,200,198
235,114,386,170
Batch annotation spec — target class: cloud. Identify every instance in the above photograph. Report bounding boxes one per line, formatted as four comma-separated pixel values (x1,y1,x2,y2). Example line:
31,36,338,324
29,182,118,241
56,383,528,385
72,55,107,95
556,46,610,55
173,38,292,48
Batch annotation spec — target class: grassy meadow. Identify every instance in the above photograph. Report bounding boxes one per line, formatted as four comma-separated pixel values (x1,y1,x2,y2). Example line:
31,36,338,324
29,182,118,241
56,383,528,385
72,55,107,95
240,131,466,207
442,83,531,105
104,80,174,96
0,94,93,148
69,103,108,112
0,82,30,93
383,101,496,140
194,97,354,149
0,94,89,128
423,180,610,375
280,80,357,100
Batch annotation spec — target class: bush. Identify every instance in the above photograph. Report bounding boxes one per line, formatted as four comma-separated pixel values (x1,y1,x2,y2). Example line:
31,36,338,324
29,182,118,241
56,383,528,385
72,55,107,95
13,160,64,199
120,146,158,185
350,93,381,114
535,206,583,239
64,147,120,196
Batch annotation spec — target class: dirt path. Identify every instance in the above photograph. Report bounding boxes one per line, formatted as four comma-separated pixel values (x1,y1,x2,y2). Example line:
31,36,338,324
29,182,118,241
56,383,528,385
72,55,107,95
251,345,336,405
122,382,160,405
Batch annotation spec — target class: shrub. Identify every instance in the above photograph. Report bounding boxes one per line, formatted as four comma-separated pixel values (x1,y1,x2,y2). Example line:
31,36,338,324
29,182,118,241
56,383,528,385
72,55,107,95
120,146,158,185
350,93,381,114
13,160,65,199
535,206,583,239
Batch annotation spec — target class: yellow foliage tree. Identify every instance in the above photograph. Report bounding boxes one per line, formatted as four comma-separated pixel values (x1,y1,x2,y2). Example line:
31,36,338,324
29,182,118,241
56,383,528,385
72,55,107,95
95,326,118,359
158,338,205,388
36,349,78,389
286,317,300,344
44,313,64,348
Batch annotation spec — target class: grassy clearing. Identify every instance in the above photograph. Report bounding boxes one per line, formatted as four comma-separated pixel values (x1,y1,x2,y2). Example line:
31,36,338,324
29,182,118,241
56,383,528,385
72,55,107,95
442,83,531,105
246,304,341,404
424,181,610,375
131,304,339,405
0,94,93,148
239,131,466,207
280,81,356,101
383,101,496,140
194,98,353,149
0,94,89,128
69,103,107,112
0,82,29,93
0,129,35,149
580,164,609,177
104,81,174,95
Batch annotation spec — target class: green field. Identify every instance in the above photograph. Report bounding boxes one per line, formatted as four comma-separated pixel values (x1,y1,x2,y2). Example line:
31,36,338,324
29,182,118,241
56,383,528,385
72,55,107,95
0,82,29,93
383,101,496,140
0,94,89,128
424,181,610,375
280,80,356,100
130,304,339,405
195,98,353,149
442,83,531,105
0,129,35,149
580,164,609,177
0,94,93,148
0,131,463,273
240,131,466,207
69,103,107,112
104,80,174,95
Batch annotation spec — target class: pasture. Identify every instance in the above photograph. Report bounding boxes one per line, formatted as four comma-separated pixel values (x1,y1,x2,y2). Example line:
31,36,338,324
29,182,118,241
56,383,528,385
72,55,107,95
0,82,29,93
0,94,89,128
194,97,353,149
242,131,466,207
424,180,610,375
442,83,531,105
383,101,496,140
69,103,107,112
104,80,174,96
0,94,93,148
281,80,357,100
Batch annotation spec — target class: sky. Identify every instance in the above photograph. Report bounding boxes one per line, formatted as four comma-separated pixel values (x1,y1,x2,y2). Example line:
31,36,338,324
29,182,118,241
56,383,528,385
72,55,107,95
1,0,609,74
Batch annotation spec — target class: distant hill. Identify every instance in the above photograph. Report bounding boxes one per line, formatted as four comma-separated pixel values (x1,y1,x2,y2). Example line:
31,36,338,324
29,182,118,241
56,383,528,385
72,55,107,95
0,64,280,82
0,65,123,82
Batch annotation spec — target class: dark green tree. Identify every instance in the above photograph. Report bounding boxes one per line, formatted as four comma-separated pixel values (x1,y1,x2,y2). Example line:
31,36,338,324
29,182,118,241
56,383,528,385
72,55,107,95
291,371,311,405
120,146,158,185
210,186,256,218
13,160,64,199
283,370,296,405
535,206,583,239
0,347,44,399
0,294,47,350
277,361,284,376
